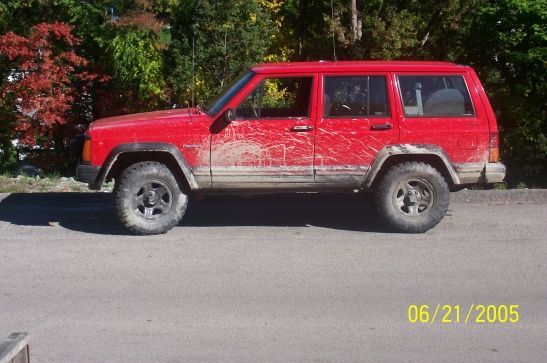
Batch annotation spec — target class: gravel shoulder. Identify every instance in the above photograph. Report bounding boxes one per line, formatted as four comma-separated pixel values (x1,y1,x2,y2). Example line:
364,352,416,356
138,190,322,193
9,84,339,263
450,189,547,204
0,175,112,193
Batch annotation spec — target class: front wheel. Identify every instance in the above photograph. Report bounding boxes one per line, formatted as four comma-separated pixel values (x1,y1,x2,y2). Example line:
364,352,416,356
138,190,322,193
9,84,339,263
374,162,449,233
114,161,188,235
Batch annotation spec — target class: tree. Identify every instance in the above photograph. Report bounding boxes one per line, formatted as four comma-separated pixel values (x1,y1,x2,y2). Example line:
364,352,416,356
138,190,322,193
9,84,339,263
0,0,543,184
168,0,272,106
272,0,333,60
105,10,167,110
0,22,98,170
460,0,547,186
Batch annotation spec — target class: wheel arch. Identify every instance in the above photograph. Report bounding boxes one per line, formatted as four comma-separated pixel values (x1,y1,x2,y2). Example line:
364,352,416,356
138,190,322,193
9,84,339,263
362,144,460,190
93,143,199,191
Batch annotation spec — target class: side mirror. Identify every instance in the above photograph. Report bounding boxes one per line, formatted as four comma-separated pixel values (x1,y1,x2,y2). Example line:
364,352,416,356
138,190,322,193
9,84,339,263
225,108,236,122
210,108,235,134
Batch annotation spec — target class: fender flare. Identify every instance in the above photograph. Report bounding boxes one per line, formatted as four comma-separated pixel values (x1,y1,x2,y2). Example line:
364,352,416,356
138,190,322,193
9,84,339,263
92,143,199,190
361,144,460,188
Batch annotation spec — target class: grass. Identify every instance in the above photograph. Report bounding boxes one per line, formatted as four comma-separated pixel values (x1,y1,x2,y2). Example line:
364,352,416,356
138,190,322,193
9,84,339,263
494,182,508,190
0,174,109,193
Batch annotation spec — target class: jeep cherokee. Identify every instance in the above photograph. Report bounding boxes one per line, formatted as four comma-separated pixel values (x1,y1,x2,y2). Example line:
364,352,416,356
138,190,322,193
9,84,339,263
74,61,506,234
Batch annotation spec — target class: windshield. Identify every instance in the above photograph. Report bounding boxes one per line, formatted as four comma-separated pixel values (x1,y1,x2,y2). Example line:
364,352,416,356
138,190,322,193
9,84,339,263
206,70,255,115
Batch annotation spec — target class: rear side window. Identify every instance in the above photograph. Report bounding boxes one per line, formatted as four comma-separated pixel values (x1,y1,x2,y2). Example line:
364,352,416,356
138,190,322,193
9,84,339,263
324,76,389,117
397,75,474,117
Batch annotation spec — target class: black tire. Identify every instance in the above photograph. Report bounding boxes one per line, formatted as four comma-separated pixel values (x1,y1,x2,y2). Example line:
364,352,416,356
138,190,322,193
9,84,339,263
114,161,188,235
374,162,449,233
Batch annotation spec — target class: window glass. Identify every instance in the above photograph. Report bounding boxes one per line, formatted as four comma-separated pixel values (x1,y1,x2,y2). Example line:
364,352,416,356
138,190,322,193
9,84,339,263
206,71,254,115
236,77,313,119
324,76,389,117
397,75,474,117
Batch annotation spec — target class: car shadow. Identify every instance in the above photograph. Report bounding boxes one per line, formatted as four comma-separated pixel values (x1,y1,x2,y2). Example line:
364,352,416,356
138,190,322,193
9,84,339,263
0,192,391,235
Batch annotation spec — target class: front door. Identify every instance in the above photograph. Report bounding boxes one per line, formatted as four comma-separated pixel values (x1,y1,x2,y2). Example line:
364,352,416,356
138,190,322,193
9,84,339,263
314,73,399,185
211,74,316,187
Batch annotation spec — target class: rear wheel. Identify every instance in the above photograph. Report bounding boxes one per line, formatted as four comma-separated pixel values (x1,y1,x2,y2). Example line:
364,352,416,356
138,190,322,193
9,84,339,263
114,161,188,235
374,162,449,233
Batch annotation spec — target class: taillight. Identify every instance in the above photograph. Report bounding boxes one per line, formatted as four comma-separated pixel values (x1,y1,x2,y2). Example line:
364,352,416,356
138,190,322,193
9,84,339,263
82,137,91,163
489,132,499,162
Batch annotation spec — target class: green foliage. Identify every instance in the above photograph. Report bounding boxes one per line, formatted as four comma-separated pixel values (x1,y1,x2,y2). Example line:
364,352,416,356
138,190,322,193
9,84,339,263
494,182,508,190
0,3,7,32
154,0,180,15
168,0,272,106
108,28,166,100
0,1,119,50
0,130,17,174
262,79,293,108
0,0,545,185
461,0,547,186
272,0,332,59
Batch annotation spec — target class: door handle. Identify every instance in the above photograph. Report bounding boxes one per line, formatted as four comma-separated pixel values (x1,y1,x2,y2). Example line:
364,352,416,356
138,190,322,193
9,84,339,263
370,123,393,131
290,125,314,132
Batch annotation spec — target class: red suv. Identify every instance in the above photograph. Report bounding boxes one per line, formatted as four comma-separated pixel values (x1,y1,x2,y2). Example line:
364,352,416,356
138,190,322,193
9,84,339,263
75,61,505,234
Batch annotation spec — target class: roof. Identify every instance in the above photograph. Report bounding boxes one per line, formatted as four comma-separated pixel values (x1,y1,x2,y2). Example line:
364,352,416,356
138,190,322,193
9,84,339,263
251,60,467,74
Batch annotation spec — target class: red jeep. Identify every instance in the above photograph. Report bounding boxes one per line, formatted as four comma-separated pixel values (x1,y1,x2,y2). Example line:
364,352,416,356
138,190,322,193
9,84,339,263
75,61,505,234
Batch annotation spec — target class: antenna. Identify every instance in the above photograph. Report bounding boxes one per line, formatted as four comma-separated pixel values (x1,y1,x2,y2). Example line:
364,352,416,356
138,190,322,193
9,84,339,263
191,36,195,107
330,0,337,61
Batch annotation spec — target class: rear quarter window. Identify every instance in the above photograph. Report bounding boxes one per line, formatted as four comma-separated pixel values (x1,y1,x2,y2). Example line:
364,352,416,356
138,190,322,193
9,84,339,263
397,75,474,117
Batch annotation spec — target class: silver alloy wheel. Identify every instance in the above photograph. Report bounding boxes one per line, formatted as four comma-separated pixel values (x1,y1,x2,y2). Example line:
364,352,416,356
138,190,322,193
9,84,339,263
132,180,173,220
392,178,435,216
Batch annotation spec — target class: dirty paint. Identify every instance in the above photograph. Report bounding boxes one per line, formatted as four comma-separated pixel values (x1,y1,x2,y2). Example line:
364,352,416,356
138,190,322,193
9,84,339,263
83,62,503,191
209,119,315,184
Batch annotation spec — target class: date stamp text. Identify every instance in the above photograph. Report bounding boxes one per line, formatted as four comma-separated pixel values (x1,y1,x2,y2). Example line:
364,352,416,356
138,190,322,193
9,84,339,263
407,304,520,324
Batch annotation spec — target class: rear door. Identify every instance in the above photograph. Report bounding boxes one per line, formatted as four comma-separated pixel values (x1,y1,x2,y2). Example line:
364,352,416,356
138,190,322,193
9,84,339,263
210,73,317,186
314,73,399,185
394,72,490,165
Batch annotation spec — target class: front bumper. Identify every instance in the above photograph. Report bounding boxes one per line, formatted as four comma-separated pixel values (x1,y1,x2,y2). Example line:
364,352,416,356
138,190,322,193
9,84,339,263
75,164,100,188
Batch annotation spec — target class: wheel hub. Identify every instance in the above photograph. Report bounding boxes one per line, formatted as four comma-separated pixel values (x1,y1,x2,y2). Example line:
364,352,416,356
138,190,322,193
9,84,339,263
407,189,422,203
133,180,173,220
145,190,159,206
393,178,434,217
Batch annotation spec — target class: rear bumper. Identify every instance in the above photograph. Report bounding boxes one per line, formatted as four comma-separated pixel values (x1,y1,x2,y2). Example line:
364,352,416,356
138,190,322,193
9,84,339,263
484,162,506,183
455,162,506,184
75,164,100,189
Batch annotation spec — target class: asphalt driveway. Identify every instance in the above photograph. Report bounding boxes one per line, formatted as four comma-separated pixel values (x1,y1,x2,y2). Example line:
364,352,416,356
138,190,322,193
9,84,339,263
0,192,546,362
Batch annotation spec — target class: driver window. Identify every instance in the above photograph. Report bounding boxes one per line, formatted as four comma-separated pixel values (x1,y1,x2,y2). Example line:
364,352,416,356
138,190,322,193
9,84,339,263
235,77,313,119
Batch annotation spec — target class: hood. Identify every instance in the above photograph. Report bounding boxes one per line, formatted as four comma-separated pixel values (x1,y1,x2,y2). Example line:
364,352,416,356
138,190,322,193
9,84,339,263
90,107,207,129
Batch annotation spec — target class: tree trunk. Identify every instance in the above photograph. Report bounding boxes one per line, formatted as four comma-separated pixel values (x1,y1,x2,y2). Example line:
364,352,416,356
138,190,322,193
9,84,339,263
297,0,308,59
417,1,449,52
351,0,358,41
350,0,362,55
